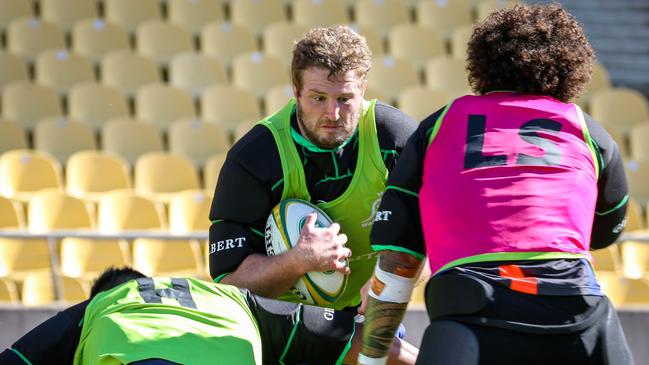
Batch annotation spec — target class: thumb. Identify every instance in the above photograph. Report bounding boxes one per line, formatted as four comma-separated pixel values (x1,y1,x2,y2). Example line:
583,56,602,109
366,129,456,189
302,212,318,232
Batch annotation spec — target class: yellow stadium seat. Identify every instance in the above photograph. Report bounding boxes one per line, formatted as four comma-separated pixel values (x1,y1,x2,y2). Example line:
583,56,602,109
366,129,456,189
68,82,130,131
101,50,162,97
230,0,286,36
262,22,309,68
450,24,473,61
0,238,51,279
33,117,97,163
605,127,628,160
201,84,262,132
595,271,625,307
425,55,472,97
35,49,95,96
626,160,649,204
416,0,472,38
621,239,649,280
475,0,518,22
135,83,196,132
40,0,97,31
0,51,29,88
0,149,63,202
168,0,224,36
625,197,645,232
66,150,131,201
620,278,649,305
72,19,130,65
7,17,65,62
60,237,131,279
21,273,89,305
0,120,28,155
629,123,649,162
590,88,649,134
367,56,420,104
168,118,230,168
203,152,227,191
136,20,194,67
104,0,162,33
28,190,94,231
232,119,259,142
0,195,24,228
364,87,387,104
388,24,445,71
397,86,452,122
292,0,349,28
134,152,200,202
354,0,410,37
581,63,612,102
102,118,164,166
349,24,384,56
98,191,166,231
133,238,205,277
265,84,293,115
591,245,622,274
0,277,18,303
2,81,63,130
169,52,228,98
200,21,257,68
0,0,31,31
232,52,289,100
168,190,212,233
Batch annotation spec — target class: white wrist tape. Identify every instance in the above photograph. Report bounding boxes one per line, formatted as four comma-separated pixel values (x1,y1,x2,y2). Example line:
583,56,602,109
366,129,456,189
368,264,416,303
358,353,388,365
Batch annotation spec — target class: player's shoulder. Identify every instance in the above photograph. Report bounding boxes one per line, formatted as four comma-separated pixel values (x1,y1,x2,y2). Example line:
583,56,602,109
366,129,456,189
227,124,280,169
373,101,418,148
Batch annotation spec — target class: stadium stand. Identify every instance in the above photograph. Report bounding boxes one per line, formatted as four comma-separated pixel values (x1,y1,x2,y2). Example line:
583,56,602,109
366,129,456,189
0,0,31,33
2,81,63,130
425,55,472,97
416,0,473,38
20,272,88,305
367,55,420,104
0,277,18,303
397,86,452,122
168,118,230,168
33,117,97,163
590,87,649,134
135,83,197,132
68,82,131,131
101,50,162,97
0,120,28,155
136,20,194,68
101,118,164,166
40,0,97,32
264,84,293,115
202,152,227,192
7,17,65,62
134,152,201,203
71,19,131,65
66,150,131,202
231,51,289,100
200,21,257,69
292,0,350,28
0,149,63,202
60,237,131,280
27,190,94,232
97,190,166,232
104,0,162,34
168,52,228,98
0,51,29,89
388,24,445,71
229,0,286,36
354,0,410,38
200,84,262,132
34,48,96,96
262,22,309,68
167,0,225,37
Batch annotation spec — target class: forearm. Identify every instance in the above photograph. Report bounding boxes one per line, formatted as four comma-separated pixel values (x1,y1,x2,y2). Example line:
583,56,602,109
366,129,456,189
220,253,305,298
345,323,418,365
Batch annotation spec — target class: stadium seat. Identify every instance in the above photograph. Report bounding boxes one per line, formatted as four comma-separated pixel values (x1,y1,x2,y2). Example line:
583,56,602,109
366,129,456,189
367,56,420,104
35,49,95,96
232,52,289,100
0,0,31,32
354,0,410,38
68,82,130,131
629,123,649,162
265,84,293,115
0,277,18,303
72,19,130,65
397,86,452,122
7,17,65,62
262,22,309,68
621,240,649,280
168,190,213,233
364,87,388,104
66,150,131,201
416,0,473,38
232,120,259,142
388,24,445,71
132,238,205,277
0,238,51,280
168,0,224,36
102,118,164,166
475,0,519,22
0,120,28,155
203,152,227,191
134,152,200,202
200,21,257,68
21,273,89,305
449,24,473,60
605,127,628,159
101,50,162,97
581,63,612,101
168,118,230,168
350,24,384,56
2,81,63,131
98,190,166,231
33,117,97,163
626,160,649,204
425,55,472,97
136,20,194,67
201,84,262,132
591,245,622,274
135,83,197,132
229,0,286,36
169,52,228,98
104,0,162,33
0,195,24,228
595,271,626,306
0,51,29,88
28,190,94,232
625,197,646,232
292,0,350,28
620,278,649,305
40,0,97,31
60,237,131,279
590,88,649,133
0,149,63,202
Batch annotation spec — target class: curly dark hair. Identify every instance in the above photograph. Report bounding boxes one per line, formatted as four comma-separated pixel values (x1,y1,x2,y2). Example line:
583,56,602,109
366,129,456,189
90,266,146,298
466,3,595,102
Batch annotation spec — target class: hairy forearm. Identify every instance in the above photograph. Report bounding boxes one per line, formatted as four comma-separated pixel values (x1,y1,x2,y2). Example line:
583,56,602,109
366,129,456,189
360,251,422,363
345,323,418,365
220,253,304,298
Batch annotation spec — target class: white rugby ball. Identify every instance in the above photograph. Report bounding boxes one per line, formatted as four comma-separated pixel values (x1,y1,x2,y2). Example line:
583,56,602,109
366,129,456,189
265,199,348,305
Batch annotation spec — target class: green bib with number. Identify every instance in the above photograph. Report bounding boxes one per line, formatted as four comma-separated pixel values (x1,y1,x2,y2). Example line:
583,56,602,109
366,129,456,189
260,99,388,309
74,278,261,365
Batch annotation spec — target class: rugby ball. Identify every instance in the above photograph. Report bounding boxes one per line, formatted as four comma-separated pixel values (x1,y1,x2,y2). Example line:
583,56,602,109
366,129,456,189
265,199,348,305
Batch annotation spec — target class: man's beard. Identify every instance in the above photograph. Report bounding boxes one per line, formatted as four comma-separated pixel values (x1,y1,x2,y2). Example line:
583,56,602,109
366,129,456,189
296,104,357,149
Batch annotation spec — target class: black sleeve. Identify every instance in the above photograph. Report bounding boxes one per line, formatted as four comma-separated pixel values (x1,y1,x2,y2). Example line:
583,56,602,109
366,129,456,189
585,114,629,249
374,102,418,172
243,290,355,365
208,125,283,279
370,108,445,257
0,300,88,364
